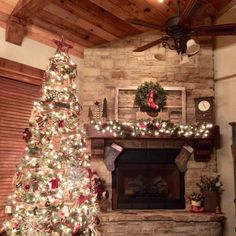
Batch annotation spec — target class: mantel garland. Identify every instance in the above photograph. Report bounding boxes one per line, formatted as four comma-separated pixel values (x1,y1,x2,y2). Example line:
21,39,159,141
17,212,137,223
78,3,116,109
90,119,214,138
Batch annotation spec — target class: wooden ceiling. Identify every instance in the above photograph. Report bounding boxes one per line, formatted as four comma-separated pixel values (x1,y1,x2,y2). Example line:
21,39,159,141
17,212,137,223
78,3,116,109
0,0,235,58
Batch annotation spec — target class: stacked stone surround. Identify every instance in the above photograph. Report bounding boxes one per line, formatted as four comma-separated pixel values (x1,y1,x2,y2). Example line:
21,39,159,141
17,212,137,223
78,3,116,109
81,31,214,123
98,210,224,236
81,31,221,235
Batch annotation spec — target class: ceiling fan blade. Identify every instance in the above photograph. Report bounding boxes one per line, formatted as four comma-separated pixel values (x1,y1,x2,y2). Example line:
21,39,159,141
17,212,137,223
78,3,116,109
190,23,236,36
127,19,164,30
178,0,205,26
133,36,170,52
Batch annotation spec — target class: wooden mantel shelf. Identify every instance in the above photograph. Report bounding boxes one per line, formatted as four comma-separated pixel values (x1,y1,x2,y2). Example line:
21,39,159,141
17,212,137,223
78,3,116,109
85,124,220,162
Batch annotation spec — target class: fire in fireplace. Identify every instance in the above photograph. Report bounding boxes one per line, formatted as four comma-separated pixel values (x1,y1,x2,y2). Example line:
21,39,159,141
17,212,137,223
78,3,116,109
112,148,185,209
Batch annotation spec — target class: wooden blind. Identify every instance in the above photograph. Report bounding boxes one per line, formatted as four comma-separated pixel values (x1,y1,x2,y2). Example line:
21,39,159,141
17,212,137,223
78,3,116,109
0,77,41,222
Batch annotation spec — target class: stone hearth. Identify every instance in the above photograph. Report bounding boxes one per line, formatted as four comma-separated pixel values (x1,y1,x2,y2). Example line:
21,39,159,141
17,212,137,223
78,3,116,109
98,210,224,236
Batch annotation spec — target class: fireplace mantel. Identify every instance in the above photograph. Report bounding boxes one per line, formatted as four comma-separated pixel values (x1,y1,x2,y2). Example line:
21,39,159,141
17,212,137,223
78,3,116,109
86,124,220,162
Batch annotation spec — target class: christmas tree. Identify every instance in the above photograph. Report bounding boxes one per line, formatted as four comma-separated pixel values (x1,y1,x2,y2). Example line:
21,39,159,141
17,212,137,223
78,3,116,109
3,39,99,236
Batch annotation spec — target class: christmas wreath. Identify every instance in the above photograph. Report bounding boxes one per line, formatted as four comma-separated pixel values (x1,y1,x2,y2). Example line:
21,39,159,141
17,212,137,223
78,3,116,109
135,81,167,112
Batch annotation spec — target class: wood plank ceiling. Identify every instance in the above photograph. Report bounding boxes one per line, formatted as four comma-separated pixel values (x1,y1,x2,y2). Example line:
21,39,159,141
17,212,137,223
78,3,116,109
0,0,235,58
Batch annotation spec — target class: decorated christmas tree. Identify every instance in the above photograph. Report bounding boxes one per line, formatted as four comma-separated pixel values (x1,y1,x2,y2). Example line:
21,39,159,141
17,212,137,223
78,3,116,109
3,39,99,236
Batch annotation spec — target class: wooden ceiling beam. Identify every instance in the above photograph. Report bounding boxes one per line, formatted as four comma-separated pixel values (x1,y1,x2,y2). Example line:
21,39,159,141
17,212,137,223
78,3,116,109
215,0,236,19
26,24,84,58
34,10,107,45
44,4,119,42
89,0,147,32
127,0,167,22
6,0,51,45
88,0,158,31
0,1,17,15
144,0,176,18
53,0,140,39
178,0,202,25
31,17,94,48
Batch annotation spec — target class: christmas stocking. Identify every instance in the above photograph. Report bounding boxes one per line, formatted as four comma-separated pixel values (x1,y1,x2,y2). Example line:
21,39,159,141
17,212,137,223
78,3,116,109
147,90,159,110
175,144,194,172
104,143,123,171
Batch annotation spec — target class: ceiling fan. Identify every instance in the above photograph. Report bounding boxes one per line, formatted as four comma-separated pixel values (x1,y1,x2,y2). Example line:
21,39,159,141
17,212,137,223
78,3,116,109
128,0,236,55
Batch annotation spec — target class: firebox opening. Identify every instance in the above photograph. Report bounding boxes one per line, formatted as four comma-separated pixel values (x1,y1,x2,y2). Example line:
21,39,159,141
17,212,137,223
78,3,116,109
112,148,185,209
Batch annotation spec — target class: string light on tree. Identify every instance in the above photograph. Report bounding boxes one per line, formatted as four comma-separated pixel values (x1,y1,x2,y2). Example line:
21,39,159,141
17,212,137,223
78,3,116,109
2,37,100,236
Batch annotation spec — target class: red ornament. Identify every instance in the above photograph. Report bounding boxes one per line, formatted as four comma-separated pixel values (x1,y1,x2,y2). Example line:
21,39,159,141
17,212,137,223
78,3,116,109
49,178,60,189
147,90,159,110
87,168,97,179
58,120,65,128
140,123,147,129
22,128,32,142
24,184,30,191
77,195,89,205
93,216,100,225
13,220,20,230
72,223,82,235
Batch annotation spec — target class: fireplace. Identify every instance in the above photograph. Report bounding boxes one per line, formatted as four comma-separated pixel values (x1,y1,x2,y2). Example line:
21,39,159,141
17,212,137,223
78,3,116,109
112,148,185,209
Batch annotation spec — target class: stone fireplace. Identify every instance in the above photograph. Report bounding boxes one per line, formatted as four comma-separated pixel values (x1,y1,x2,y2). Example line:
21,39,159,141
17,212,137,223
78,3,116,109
81,30,223,235
86,126,224,236
112,148,185,210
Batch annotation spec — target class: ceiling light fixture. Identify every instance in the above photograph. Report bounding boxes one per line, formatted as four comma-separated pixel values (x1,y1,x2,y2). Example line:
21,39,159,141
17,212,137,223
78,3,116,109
154,44,166,61
186,39,200,56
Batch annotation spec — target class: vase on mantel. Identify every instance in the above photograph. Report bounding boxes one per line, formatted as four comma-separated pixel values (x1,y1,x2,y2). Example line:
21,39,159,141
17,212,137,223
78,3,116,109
203,191,220,212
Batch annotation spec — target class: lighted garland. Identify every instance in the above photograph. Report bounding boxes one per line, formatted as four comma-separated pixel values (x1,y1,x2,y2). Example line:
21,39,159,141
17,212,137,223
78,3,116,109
91,119,214,138
135,81,167,112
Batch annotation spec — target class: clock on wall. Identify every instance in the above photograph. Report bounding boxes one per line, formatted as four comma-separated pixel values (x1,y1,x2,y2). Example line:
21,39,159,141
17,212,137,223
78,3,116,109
194,97,214,123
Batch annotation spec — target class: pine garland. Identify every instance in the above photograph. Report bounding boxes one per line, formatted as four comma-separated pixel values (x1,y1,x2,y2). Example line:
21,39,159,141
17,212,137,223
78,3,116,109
91,119,214,139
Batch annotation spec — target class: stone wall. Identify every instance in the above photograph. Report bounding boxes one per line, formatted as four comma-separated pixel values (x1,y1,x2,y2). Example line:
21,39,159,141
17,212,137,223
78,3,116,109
82,31,214,124
82,30,216,197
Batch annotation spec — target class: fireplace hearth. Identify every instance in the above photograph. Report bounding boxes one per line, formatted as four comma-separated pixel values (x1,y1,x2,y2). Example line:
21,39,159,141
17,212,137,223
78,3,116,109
112,149,185,209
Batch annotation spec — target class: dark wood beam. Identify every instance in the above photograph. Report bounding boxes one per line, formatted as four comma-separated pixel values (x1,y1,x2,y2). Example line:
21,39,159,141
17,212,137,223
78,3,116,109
44,4,119,42
6,0,51,45
34,10,107,45
179,0,204,25
53,0,140,39
89,0,165,29
26,24,84,58
31,17,94,48
216,0,236,19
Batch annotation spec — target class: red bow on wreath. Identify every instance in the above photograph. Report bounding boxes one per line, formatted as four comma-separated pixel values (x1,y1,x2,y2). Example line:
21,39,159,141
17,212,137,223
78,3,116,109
147,90,159,110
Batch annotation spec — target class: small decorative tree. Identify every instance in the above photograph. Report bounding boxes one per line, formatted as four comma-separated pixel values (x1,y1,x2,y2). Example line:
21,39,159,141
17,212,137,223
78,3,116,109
102,98,108,120
94,101,100,122
88,106,94,121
